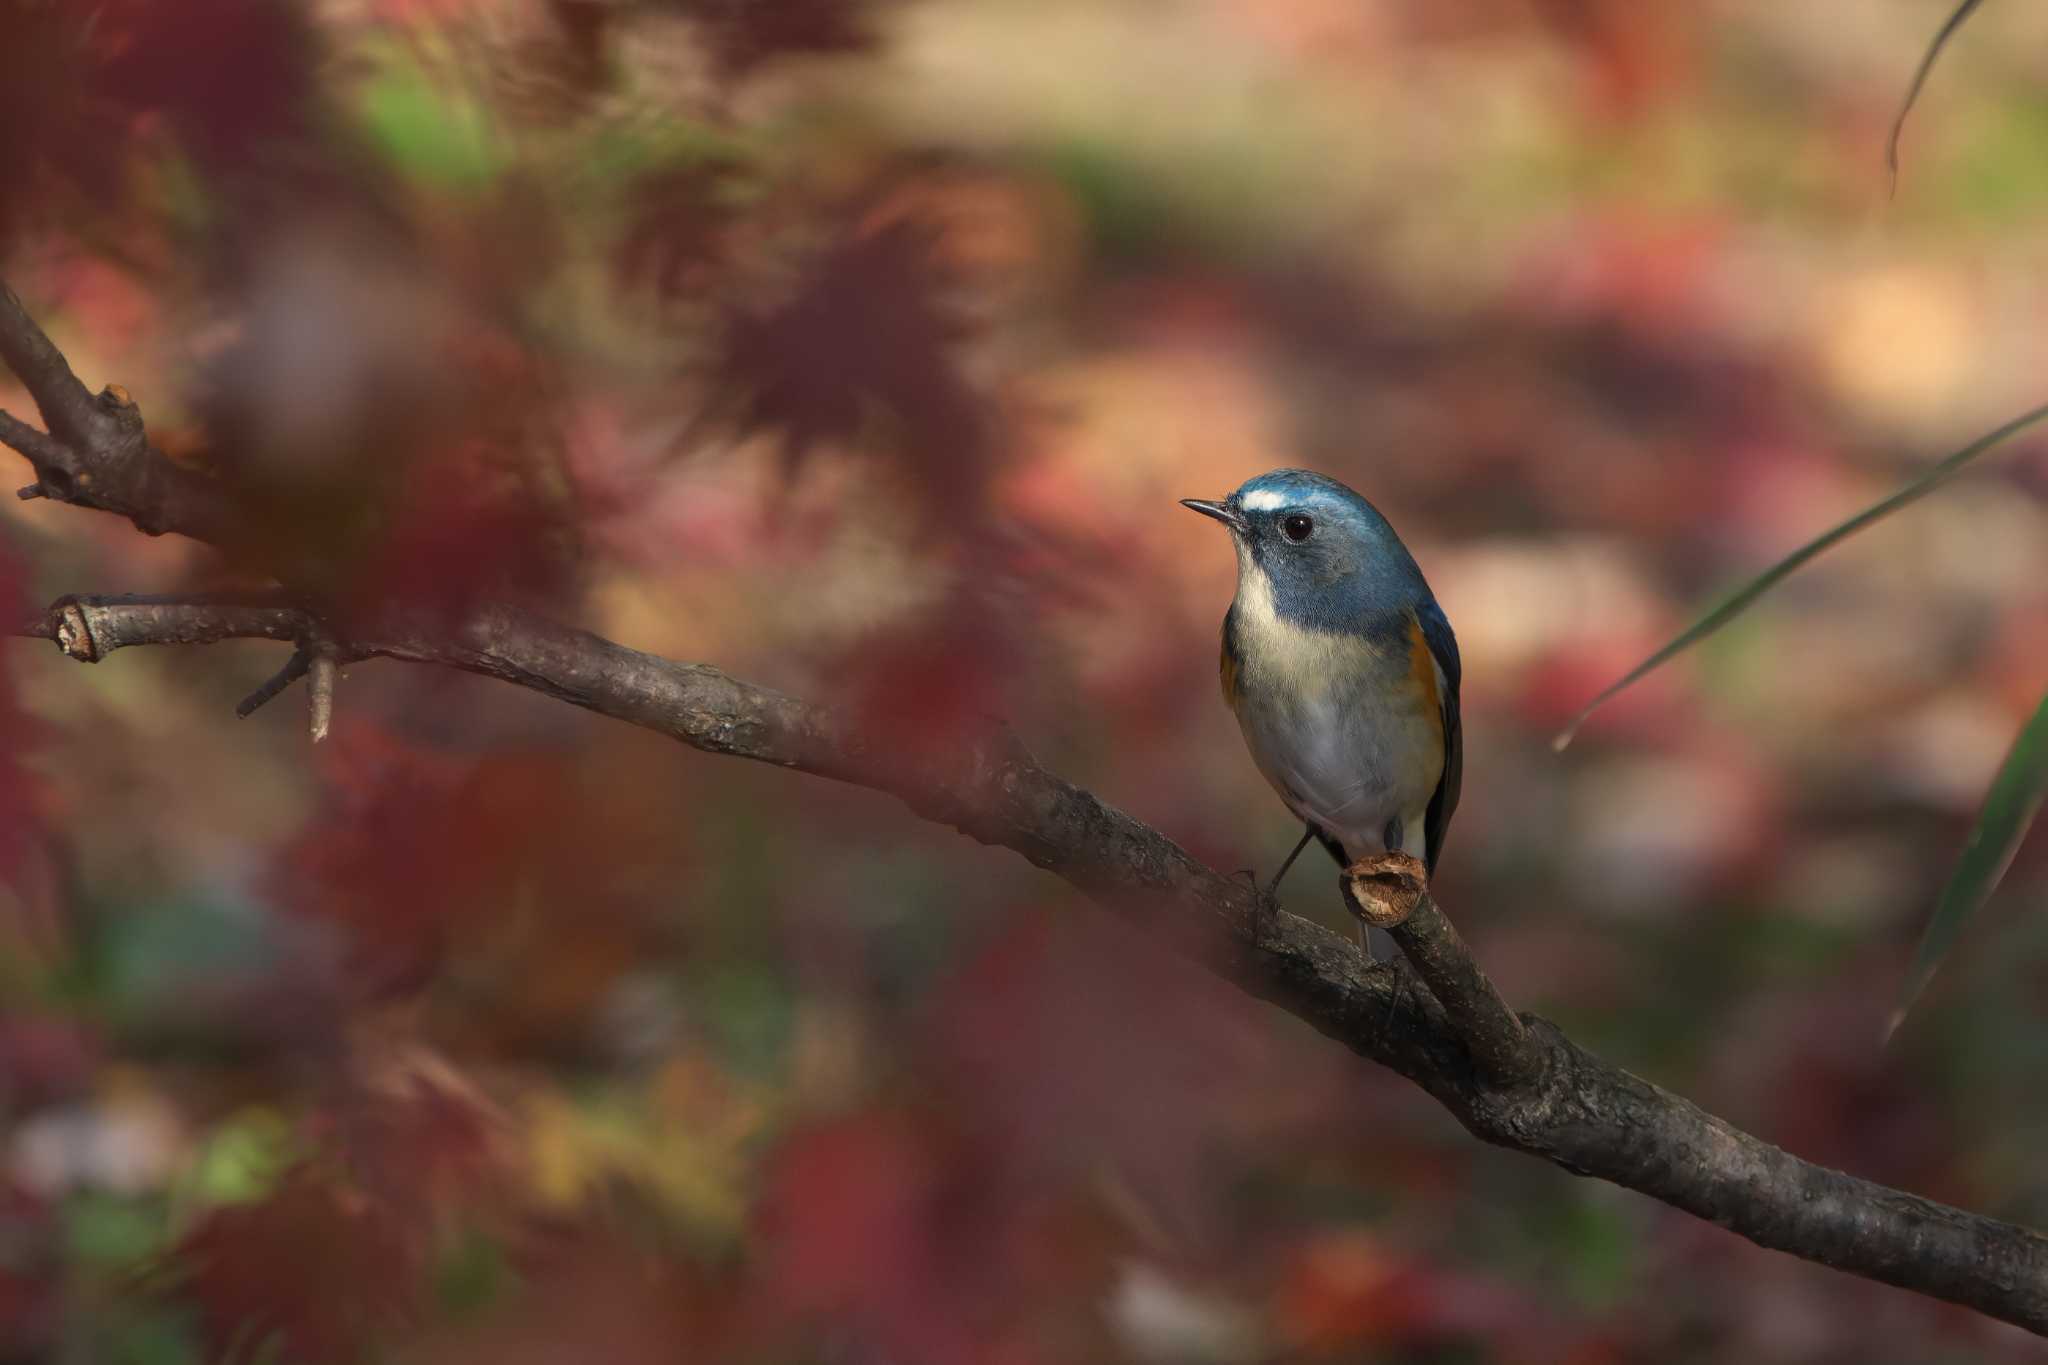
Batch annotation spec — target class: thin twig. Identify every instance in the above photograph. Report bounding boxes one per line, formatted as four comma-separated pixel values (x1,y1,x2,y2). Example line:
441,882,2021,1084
0,408,77,474
236,649,312,718
307,642,338,742
1887,0,1986,191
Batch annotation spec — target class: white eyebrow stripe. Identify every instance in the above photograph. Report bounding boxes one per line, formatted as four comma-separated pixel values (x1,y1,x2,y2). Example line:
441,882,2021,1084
1239,489,1287,511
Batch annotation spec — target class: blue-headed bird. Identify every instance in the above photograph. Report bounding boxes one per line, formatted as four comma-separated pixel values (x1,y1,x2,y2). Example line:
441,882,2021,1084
1183,470,1462,935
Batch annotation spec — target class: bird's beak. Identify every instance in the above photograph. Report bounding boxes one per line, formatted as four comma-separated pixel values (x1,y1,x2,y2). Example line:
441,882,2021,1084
1180,498,1248,532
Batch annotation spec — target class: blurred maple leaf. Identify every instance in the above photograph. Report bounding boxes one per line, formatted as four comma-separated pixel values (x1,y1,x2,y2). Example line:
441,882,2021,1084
193,223,580,606
282,726,683,1028
618,159,744,302
756,1110,997,1364
279,726,479,998
840,596,1017,770
0,543,40,888
0,0,324,245
0,2,127,244
1489,0,1695,119
180,1170,423,1364
0,1181,58,1356
1276,1228,1573,1361
416,1231,742,1365
342,441,580,622
711,205,997,518
93,0,322,173
323,1042,515,1213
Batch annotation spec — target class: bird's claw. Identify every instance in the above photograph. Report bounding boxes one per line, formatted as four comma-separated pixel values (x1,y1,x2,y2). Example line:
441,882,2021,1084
1230,867,1283,937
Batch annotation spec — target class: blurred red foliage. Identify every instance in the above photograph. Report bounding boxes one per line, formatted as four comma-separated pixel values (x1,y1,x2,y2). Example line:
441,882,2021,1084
840,596,1019,771
0,543,38,885
181,1169,422,1364
0,2,125,245
713,205,996,518
757,1108,1046,1365
660,0,890,80
0,1182,58,1356
281,724,686,1037
423,1240,736,1364
3,2,2045,1360
0,0,326,247
93,0,321,173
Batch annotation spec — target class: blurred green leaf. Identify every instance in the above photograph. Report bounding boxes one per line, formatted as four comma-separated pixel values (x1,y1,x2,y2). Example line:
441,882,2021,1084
99,1310,204,1365
360,53,500,189
178,1109,297,1209
699,962,794,1079
1888,0,1986,187
1044,140,1179,263
434,1224,513,1317
1555,398,2048,749
65,1191,170,1266
1946,97,2048,220
1891,687,2048,1036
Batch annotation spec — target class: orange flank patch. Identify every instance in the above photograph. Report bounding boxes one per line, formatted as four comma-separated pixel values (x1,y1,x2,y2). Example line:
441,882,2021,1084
1407,614,1444,742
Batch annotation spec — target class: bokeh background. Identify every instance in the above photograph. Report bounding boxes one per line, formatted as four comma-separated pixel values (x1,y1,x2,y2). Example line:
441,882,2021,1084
4,1,2048,1360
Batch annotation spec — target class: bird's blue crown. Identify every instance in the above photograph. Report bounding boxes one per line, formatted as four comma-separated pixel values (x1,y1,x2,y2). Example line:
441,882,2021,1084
1222,469,1429,634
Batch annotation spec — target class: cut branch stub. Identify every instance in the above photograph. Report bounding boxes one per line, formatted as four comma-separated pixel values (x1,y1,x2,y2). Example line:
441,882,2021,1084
49,600,100,663
1343,850,1427,928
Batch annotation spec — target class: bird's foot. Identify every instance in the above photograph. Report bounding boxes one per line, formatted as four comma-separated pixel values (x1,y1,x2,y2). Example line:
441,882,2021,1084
1230,867,1281,937
1339,851,1428,931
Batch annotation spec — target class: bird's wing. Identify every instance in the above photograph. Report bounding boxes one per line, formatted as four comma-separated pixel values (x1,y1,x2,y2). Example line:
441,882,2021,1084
1414,598,1462,873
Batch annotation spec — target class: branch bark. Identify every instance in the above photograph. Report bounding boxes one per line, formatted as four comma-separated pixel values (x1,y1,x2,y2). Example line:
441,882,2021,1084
8,284,2048,1334
0,281,242,544
1345,852,1538,1088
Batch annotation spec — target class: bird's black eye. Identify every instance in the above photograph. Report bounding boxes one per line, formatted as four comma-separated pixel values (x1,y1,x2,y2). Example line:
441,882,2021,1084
1281,513,1314,543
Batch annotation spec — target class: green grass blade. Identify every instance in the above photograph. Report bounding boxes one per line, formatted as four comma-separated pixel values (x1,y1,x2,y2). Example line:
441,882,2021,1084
1553,398,2048,751
1887,0,1986,190
1889,688,2048,1038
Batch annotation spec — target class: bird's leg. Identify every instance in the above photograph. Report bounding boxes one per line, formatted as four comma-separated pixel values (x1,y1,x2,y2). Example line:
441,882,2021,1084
1382,965,1409,1029
1264,825,1317,902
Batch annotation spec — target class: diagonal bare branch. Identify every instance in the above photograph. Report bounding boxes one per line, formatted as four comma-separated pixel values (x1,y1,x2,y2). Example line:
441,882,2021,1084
17,590,2048,1334
0,287,242,545
0,280,103,444
1346,853,1538,1088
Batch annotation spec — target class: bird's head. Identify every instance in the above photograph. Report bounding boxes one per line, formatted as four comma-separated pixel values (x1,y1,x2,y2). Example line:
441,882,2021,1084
1182,469,1426,629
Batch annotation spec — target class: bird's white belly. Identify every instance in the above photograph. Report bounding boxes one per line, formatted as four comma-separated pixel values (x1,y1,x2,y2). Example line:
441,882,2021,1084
1224,563,1444,861
1234,653,1442,861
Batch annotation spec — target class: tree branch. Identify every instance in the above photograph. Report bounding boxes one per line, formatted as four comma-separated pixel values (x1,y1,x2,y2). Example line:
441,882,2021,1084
19,592,2048,1332
1345,853,1538,1088
0,282,241,543
8,282,2048,1334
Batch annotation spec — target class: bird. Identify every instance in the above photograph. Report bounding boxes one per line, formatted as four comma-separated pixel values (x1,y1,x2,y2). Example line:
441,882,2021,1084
1182,469,1461,934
